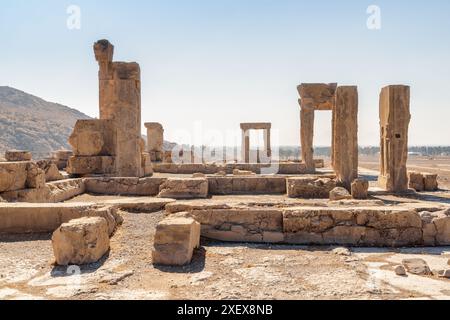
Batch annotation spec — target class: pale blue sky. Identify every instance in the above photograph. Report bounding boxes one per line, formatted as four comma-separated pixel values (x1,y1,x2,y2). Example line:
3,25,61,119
1,0,449,146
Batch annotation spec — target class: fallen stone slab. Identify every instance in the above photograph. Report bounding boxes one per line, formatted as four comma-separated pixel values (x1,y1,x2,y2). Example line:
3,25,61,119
36,160,64,182
423,174,439,191
409,172,425,192
402,258,432,275
152,216,201,266
157,178,208,199
420,209,450,246
394,265,407,276
52,217,110,266
437,269,450,279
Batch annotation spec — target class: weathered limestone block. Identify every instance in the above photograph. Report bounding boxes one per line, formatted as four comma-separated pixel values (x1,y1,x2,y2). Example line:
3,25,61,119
351,179,369,200
378,85,411,192
25,163,46,189
84,177,165,196
158,178,208,199
297,83,337,110
286,177,336,199
332,86,358,189
329,187,352,201
37,160,64,182
408,172,424,192
53,150,73,170
0,162,29,192
52,217,110,266
5,150,32,162
420,209,450,246
69,120,116,156
141,152,153,176
152,217,200,266
66,156,115,175
144,123,164,154
300,108,315,172
424,173,438,191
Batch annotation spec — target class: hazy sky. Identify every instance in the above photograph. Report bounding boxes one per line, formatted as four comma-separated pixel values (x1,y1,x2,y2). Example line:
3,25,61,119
1,0,449,147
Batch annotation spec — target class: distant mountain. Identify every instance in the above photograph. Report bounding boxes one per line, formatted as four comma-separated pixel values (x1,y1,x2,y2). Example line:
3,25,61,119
0,86,92,158
0,86,178,159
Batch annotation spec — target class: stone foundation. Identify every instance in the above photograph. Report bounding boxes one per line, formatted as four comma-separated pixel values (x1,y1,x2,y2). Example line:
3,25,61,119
287,177,337,198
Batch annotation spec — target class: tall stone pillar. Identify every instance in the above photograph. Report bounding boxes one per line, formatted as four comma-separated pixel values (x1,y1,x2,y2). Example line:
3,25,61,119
94,40,142,177
241,130,250,163
333,86,359,189
378,85,411,192
145,122,164,162
263,129,272,160
300,102,315,173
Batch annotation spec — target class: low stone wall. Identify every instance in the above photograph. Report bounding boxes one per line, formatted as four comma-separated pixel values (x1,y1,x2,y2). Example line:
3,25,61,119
167,205,450,247
152,162,323,175
1,179,85,203
208,176,287,195
0,203,121,234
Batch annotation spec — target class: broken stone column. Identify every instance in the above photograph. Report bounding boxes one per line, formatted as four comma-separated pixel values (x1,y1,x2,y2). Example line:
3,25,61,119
144,122,164,162
94,39,143,177
333,86,359,189
378,85,411,192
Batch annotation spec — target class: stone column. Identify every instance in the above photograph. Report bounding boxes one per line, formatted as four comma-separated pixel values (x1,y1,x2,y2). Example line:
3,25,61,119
94,40,142,177
241,130,250,163
333,86,359,190
378,85,411,192
263,128,272,160
300,101,315,172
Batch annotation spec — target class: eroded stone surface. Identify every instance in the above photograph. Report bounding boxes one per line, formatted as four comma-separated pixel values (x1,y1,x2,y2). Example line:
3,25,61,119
287,177,336,199
5,150,32,162
158,178,208,199
152,216,200,266
52,217,110,266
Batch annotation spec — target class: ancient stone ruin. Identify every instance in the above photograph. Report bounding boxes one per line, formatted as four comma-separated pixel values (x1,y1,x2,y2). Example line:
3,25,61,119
0,40,448,279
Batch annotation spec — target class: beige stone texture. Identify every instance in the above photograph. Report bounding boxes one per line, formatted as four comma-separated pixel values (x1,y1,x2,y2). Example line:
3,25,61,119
69,120,116,156
5,150,32,162
378,85,411,192
402,258,432,275
286,177,336,199
52,217,110,266
233,169,256,176
423,173,439,191
208,176,287,195
300,108,315,172
144,123,164,154
420,209,450,246
141,152,153,176
408,172,425,192
26,163,46,189
158,178,208,199
36,160,64,182
329,187,352,201
0,203,121,235
332,86,358,189
66,156,115,175
152,217,200,266
297,83,337,111
0,162,29,192
351,179,369,200
84,177,165,196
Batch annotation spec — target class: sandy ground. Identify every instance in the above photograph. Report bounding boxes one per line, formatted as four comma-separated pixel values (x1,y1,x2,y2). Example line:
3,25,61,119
1,208,450,300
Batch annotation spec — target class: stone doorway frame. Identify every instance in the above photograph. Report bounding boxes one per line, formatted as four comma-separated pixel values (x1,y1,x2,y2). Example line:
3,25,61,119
240,123,272,163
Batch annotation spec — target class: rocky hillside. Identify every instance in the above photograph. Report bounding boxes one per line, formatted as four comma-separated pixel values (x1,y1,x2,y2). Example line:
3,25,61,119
0,86,91,158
